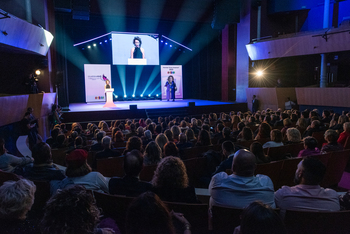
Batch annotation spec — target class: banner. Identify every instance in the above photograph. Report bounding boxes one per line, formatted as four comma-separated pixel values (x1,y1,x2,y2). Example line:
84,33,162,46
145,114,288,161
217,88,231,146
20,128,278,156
84,64,112,102
161,65,183,100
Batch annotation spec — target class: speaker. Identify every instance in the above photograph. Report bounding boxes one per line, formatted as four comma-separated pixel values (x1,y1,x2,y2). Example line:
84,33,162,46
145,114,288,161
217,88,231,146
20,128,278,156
212,0,241,30
188,102,195,107
129,105,137,110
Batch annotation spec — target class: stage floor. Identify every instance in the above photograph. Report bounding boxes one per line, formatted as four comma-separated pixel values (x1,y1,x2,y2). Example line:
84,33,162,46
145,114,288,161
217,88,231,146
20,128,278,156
67,99,236,112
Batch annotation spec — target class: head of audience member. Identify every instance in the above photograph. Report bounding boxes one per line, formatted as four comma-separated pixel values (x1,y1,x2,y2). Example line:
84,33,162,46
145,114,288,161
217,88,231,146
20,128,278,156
56,134,66,147
152,156,188,189
124,150,144,177
126,192,175,234
50,128,60,141
155,133,169,152
324,129,339,144
70,131,78,142
147,124,155,134
163,142,179,157
258,122,271,139
129,123,136,133
93,129,100,139
237,122,245,131
250,142,268,164
338,115,348,125
222,141,235,158
264,115,271,124
344,122,350,133
303,136,318,150
185,128,196,141
144,141,162,166
65,149,91,177
239,201,286,234
0,138,7,156
296,118,308,129
96,131,106,143
40,185,100,234
32,142,52,165
216,123,224,133
294,157,326,186
311,120,321,129
202,124,210,132
0,179,36,220
231,115,241,124
322,110,330,119
283,118,292,127
101,136,112,150
222,127,231,139
232,149,256,177
179,133,188,144
126,136,143,153
197,130,211,146
155,125,162,135
144,130,153,140
286,128,301,143
171,125,181,141
164,129,173,142
270,129,283,143
74,136,83,148
241,127,254,141
114,130,124,142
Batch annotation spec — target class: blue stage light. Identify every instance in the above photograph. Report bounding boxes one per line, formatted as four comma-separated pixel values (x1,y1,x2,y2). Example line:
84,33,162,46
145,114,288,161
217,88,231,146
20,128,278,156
105,40,107,43
170,45,172,47
110,38,112,40
161,40,163,43
124,95,127,98
156,94,159,97
132,94,135,97
87,45,91,49
99,42,102,45
93,43,96,47
140,94,143,97
165,42,168,45
148,94,151,97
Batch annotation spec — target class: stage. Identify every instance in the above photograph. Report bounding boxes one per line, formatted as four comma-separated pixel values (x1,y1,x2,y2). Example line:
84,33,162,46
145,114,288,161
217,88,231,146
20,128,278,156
62,99,247,123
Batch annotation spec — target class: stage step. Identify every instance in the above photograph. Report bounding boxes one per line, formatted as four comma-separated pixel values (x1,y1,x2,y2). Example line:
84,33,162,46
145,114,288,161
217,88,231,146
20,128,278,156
145,107,189,120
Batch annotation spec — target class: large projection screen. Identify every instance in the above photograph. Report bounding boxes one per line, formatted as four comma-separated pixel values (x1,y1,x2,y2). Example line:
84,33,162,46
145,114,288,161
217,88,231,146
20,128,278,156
112,32,159,65
84,64,111,102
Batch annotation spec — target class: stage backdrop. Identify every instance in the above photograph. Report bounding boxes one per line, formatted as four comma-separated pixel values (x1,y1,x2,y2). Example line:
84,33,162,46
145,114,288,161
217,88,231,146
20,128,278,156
161,65,183,100
84,64,111,102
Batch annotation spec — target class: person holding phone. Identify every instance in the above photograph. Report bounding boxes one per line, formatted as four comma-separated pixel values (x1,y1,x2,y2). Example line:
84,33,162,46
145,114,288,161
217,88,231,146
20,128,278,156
165,75,177,101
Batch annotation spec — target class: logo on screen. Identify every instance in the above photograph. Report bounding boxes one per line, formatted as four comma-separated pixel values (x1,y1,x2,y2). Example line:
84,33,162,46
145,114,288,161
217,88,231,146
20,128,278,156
167,71,175,74
95,96,104,99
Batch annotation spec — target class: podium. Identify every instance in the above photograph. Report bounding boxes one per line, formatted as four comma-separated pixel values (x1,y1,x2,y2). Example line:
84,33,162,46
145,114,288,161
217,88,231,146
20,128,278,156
103,88,116,108
128,58,147,65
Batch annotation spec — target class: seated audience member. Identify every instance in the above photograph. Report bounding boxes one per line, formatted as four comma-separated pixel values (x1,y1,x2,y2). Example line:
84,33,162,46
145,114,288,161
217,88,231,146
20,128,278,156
46,128,60,147
125,123,137,140
298,136,320,158
338,122,350,146
237,127,254,142
155,133,169,153
51,134,67,148
163,142,179,158
0,138,33,173
209,149,275,209
176,133,193,150
214,123,225,140
213,141,236,175
296,118,308,136
171,125,181,142
123,136,143,155
321,129,343,153
275,157,340,217
233,201,286,234
250,141,270,164
95,136,121,160
255,122,271,141
90,131,105,151
152,156,200,203
263,129,284,149
67,131,78,148
179,120,189,133
274,113,289,127
232,122,245,138
41,185,119,234
0,179,39,234
113,130,125,143
109,150,152,196
52,149,109,193
218,127,236,144
285,127,302,145
281,118,292,137
185,128,197,144
195,130,212,147
144,141,162,166
330,115,348,132
23,142,65,181
321,110,332,124
126,192,192,234
142,130,153,146
302,120,324,138
164,129,174,142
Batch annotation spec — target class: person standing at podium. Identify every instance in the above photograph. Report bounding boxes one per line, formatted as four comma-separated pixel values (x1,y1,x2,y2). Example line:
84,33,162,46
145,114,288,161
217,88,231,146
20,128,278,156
130,36,145,59
104,79,111,101
165,75,177,102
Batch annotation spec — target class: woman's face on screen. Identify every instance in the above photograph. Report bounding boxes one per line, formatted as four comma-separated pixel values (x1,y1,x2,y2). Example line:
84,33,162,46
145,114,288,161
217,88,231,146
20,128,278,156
106,80,110,84
134,40,140,47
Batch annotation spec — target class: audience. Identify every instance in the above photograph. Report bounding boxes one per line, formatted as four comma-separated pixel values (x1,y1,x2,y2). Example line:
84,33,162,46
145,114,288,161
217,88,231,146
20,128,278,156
338,122,350,146
95,136,121,160
209,149,275,209
298,136,320,157
163,142,179,158
144,141,162,166
213,141,236,174
124,136,143,155
321,129,343,153
263,129,284,149
275,157,340,217
285,127,302,145
250,141,270,164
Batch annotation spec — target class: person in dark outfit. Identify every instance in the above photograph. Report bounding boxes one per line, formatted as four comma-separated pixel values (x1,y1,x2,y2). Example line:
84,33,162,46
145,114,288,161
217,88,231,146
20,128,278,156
109,150,152,197
130,36,145,59
252,95,259,113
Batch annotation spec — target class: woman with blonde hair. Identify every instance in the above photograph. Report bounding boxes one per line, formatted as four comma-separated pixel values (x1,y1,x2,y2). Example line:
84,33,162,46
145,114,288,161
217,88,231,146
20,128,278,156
155,133,169,153
152,156,199,203
285,128,302,145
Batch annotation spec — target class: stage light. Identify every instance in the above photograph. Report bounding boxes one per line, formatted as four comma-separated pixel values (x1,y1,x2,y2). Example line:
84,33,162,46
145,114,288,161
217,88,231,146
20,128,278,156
35,70,41,75
105,40,107,43
110,38,112,40
99,42,102,45
161,40,163,43
148,94,151,97
87,45,91,49
124,95,127,98
165,42,168,45
132,94,135,97
93,43,96,47
170,45,172,47
256,70,264,77
156,94,159,97
114,95,118,98
140,94,143,97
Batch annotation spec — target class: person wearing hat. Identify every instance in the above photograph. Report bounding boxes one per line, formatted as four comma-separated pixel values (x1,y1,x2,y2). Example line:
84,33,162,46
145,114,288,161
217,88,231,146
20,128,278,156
64,149,109,193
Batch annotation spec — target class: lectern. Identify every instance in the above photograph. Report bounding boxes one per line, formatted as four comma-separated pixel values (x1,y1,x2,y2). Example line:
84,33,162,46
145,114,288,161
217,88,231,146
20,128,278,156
103,88,116,108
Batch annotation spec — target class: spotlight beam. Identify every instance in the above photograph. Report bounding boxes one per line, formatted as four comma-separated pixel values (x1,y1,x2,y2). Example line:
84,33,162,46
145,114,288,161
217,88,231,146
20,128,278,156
133,66,144,96
139,0,166,33
117,65,126,96
149,82,161,96
141,66,160,95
